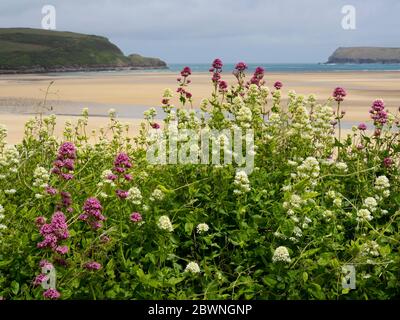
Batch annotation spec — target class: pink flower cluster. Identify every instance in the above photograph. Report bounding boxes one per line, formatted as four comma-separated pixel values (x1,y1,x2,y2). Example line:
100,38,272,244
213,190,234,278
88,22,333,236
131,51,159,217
51,142,77,180
384,157,393,168
235,62,247,72
274,81,283,90
130,212,142,223
85,261,102,270
177,66,193,100
79,197,105,230
37,211,69,254
209,58,229,93
43,288,61,299
333,87,347,102
109,153,134,199
370,99,388,126
233,62,247,88
248,67,265,87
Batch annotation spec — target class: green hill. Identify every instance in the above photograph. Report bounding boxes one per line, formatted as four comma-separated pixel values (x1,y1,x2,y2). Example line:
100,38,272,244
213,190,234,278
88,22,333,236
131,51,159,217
327,47,400,64
0,28,167,73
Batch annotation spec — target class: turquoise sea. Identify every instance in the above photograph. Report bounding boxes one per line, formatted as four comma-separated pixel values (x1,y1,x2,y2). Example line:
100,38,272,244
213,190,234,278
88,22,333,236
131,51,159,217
167,63,400,73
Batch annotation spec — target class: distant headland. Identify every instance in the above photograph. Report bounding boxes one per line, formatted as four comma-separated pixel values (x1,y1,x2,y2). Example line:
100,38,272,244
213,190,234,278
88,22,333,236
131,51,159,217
327,47,400,64
0,28,167,74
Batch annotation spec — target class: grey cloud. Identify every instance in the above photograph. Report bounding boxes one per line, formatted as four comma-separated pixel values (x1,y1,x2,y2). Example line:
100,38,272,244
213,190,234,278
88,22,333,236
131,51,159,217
0,0,399,63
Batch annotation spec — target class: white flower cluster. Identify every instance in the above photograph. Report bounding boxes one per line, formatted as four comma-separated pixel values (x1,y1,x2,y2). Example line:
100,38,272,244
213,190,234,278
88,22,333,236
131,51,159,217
296,157,320,186
185,261,200,274
335,162,348,172
0,145,20,175
374,176,390,198
310,105,334,133
196,223,209,234
283,194,305,210
33,166,50,189
361,240,380,257
363,197,377,212
233,97,253,128
272,246,291,263
233,170,251,195
287,95,313,140
322,209,335,221
163,88,174,99
127,187,142,205
150,188,165,202
144,108,157,121
357,209,373,222
268,112,281,126
108,108,117,118
157,215,173,232
327,190,342,208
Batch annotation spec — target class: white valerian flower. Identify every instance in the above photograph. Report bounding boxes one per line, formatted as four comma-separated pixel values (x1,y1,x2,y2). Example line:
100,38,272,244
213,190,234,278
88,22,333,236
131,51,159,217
322,210,334,220
127,187,142,205
108,108,116,118
163,88,174,98
4,189,16,195
374,176,390,190
185,261,200,274
297,157,320,177
272,246,291,263
157,215,173,232
0,145,20,172
99,192,108,198
149,188,165,202
327,190,337,199
233,170,251,195
293,226,303,238
33,166,50,189
236,105,252,127
357,209,373,222
196,223,209,234
361,240,380,257
0,205,4,214
287,160,297,167
333,198,342,207
382,190,390,198
289,194,303,209
364,197,377,211
335,162,348,172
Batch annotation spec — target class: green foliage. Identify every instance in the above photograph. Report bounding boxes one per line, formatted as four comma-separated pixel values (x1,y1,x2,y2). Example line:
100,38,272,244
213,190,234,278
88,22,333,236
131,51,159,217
0,71,399,300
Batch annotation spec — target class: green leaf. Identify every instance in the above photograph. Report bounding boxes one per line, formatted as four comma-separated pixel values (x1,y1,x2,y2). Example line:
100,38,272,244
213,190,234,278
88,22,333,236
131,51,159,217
184,222,194,235
262,276,277,288
11,281,19,295
342,288,350,295
302,272,308,282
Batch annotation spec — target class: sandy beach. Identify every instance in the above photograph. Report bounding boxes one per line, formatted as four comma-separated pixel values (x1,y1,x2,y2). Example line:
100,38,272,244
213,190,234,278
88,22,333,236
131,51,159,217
1,71,399,143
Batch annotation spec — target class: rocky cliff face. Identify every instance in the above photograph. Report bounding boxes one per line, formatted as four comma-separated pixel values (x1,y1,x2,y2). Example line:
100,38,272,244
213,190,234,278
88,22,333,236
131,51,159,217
327,47,400,64
0,28,167,74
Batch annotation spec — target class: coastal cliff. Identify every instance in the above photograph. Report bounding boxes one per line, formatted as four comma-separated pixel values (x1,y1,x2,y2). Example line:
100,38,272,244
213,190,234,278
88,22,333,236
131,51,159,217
0,28,167,74
327,47,400,64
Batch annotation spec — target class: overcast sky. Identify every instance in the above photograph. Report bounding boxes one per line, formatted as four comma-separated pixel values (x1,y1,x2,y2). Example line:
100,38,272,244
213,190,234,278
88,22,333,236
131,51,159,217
0,0,399,63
